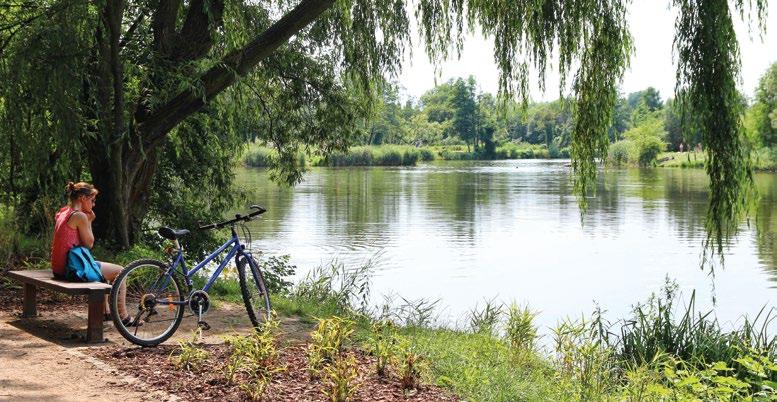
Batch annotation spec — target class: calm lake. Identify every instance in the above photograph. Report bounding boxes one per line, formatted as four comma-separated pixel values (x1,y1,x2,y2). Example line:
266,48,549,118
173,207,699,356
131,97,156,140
236,160,777,331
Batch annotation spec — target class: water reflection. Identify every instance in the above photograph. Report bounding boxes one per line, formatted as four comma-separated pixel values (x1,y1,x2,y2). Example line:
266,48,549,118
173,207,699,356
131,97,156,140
754,173,777,287
234,161,776,328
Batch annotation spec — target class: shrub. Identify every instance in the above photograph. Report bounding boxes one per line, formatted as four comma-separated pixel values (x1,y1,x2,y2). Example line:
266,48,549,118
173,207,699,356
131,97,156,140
419,148,435,161
552,318,615,400
401,149,419,165
369,319,398,377
322,353,360,402
255,254,296,294
399,347,426,391
439,150,476,160
223,318,283,387
504,303,538,353
620,350,775,400
307,316,355,375
0,205,50,271
377,149,402,166
243,146,274,167
243,145,307,171
293,259,373,313
634,136,664,167
608,140,632,166
314,146,427,167
624,116,666,167
494,143,559,160
611,281,777,372
468,299,502,335
170,329,210,372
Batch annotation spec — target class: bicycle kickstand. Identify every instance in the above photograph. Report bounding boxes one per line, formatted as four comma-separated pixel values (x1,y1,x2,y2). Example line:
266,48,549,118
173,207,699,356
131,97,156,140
197,304,210,331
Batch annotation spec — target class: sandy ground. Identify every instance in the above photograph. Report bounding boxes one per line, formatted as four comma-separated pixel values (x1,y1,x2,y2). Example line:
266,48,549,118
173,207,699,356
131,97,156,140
0,310,178,402
0,290,309,402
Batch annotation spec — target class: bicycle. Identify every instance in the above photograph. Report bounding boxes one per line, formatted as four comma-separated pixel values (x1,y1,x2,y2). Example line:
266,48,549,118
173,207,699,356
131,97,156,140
110,205,271,347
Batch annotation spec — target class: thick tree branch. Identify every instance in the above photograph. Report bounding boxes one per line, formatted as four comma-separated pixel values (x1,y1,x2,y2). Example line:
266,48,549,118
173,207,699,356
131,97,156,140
173,0,224,61
139,0,335,147
151,0,180,55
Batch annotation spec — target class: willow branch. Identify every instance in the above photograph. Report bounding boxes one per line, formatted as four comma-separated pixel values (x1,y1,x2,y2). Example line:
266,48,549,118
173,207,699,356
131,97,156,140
138,0,335,148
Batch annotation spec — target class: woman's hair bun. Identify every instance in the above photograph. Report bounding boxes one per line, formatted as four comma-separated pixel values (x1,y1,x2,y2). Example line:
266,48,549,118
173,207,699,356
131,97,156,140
65,182,76,196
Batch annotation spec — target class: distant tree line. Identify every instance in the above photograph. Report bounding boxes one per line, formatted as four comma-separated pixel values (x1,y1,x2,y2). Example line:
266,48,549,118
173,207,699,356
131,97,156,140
363,63,777,162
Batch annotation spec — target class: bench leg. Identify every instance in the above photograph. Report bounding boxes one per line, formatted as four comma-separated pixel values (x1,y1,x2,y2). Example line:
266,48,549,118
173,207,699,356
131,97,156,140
22,284,37,317
86,292,105,343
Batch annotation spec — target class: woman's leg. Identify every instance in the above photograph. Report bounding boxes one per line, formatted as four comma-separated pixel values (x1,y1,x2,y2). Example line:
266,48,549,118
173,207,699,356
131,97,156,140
99,262,127,319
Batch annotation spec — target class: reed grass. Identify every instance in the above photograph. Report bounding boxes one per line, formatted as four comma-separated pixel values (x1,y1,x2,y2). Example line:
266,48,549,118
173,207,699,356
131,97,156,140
314,145,427,167
242,144,307,169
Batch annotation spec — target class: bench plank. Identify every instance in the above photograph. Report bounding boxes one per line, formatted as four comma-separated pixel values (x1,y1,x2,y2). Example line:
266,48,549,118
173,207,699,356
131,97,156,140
7,270,111,295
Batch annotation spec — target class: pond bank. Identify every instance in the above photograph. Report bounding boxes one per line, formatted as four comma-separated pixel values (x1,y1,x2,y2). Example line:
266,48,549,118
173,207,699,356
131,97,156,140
2,247,777,401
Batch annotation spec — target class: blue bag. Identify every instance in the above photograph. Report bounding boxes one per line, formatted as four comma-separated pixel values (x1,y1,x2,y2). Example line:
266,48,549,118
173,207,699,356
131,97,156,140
66,246,105,282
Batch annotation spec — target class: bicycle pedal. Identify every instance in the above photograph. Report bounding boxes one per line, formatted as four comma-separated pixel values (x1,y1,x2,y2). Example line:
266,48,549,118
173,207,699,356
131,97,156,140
197,321,211,331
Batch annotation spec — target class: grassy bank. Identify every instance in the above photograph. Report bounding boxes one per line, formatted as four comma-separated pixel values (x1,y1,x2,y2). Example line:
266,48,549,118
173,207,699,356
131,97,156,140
271,262,777,401
242,143,569,168
4,217,775,400
655,151,707,168
624,148,777,171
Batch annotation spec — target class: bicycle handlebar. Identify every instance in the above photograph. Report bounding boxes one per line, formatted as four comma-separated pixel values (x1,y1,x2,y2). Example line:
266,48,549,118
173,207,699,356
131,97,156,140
198,205,266,230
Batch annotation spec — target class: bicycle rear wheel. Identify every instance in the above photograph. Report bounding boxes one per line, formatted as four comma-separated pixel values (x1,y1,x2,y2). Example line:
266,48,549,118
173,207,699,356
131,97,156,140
110,259,185,347
237,255,272,327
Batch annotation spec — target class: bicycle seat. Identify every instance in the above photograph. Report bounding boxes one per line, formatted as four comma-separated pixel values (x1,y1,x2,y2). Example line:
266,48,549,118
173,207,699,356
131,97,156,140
158,227,190,240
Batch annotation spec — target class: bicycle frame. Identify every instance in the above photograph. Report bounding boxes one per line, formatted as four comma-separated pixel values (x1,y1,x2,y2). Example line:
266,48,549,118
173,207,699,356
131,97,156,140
157,227,253,305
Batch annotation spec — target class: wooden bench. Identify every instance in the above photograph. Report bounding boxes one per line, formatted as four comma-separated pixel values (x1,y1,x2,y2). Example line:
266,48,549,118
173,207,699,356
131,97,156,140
6,270,112,343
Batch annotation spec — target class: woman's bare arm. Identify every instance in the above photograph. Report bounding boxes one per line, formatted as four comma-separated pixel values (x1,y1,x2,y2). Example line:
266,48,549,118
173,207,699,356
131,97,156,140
71,212,95,248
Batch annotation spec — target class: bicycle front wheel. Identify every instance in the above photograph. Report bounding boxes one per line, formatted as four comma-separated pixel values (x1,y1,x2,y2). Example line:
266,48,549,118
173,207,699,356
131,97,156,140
237,255,272,328
110,259,185,347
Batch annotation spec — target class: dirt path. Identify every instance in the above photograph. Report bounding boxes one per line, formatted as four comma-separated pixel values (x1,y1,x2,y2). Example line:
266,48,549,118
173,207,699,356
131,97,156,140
0,284,310,401
0,310,178,402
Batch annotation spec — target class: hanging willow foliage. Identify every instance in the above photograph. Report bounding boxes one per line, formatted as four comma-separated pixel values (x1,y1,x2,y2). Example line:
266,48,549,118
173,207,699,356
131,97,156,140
673,0,766,266
0,0,770,256
428,0,633,209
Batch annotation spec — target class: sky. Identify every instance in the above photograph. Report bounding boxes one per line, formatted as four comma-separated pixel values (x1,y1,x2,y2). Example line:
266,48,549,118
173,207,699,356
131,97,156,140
396,2,777,103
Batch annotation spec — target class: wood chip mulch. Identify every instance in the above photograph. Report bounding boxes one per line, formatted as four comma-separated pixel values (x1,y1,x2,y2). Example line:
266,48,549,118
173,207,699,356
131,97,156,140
87,343,460,402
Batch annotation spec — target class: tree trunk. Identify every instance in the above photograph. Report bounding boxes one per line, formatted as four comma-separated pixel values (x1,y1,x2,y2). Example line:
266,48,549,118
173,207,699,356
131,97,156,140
90,156,131,248
89,0,131,248
90,145,160,249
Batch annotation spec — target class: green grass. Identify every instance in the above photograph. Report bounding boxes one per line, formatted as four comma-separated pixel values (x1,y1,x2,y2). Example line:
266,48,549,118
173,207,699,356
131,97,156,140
391,327,564,400
656,151,707,168
657,147,777,170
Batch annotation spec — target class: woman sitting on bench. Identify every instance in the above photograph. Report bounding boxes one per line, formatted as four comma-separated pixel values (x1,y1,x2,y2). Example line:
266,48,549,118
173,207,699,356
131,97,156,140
50,182,137,326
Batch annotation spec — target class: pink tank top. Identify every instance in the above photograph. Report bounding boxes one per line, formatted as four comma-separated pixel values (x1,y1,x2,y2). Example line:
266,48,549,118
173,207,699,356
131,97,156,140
51,206,81,275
